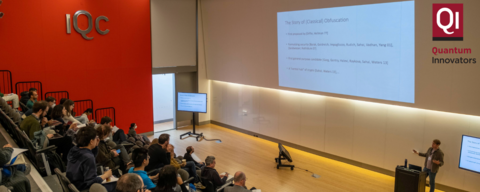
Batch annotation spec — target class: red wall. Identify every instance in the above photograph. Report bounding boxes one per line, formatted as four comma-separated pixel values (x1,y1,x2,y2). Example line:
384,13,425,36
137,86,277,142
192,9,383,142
0,0,153,134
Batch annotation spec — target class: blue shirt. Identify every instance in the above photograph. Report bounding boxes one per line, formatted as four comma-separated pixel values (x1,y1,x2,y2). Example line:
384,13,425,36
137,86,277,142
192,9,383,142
128,167,156,189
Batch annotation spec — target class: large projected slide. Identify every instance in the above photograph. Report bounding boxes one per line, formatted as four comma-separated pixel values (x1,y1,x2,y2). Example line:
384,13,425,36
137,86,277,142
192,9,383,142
459,135,480,173
278,1,415,103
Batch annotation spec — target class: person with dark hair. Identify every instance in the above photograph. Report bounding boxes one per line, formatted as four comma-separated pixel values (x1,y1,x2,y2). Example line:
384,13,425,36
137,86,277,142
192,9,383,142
167,144,199,185
98,116,131,167
128,148,159,190
59,98,67,105
67,125,112,191
62,99,81,125
76,108,94,124
45,96,56,120
146,134,171,172
413,139,444,192
96,125,125,175
201,156,228,190
49,104,76,161
184,146,205,168
26,90,38,109
153,165,187,192
116,173,148,192
128,123,151,151
20,101,53,140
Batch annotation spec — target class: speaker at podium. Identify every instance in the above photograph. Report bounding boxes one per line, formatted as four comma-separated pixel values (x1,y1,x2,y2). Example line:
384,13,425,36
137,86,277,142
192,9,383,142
394,165,427,192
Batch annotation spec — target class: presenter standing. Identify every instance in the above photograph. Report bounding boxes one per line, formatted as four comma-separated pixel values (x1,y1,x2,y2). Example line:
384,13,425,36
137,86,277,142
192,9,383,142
413,139,444,192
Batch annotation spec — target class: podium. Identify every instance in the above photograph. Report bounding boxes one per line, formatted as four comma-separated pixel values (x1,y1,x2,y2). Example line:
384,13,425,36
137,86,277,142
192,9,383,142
394,166,427,192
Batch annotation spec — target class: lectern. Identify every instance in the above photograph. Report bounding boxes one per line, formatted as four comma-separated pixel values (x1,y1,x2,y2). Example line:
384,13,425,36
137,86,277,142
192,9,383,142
394,166,427,192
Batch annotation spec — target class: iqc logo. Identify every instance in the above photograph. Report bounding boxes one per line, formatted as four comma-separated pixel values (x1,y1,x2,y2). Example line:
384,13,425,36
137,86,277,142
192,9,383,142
433,4,463,41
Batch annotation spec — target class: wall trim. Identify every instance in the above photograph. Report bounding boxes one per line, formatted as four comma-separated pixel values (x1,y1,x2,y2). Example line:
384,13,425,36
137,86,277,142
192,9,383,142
199,120,210,126
154,118,174,124
152,66,197,74
210,121,467,192
139,131,154,136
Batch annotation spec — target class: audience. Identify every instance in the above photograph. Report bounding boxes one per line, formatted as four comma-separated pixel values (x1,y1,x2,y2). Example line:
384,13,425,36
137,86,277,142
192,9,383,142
167,144,199,184
59,98,67,105
0,143,31,192
129,123,151,148
96,124,125,175
113,121,128,144
225,172,255,192
49,104,76,161
0,92,20,111
201,156,228,190
146,134,171,172
153,165,187,192
99,116,131,167
117,173,150,192
184,146,205,168
45,96,56,120
128,148,159,190
26,90,38,109
20,88,36,106
76,108,93,124
20,101,53,140
62,99,81,125
67,125,112,191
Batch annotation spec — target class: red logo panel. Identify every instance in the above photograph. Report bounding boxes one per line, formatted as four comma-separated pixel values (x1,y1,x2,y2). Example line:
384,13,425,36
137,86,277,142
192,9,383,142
432,4,463,41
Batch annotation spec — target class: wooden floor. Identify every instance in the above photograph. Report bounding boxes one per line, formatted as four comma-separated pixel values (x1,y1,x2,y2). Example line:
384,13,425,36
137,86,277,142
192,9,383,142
149,124,443,192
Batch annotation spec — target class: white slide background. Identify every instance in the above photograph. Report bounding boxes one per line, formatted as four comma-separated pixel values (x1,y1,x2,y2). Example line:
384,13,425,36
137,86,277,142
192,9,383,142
460,135,480,173
278,1,415,103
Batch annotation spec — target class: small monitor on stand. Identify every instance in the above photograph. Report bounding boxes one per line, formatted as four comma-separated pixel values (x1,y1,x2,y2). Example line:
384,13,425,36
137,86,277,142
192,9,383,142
275,143,294,170
178,92,207,141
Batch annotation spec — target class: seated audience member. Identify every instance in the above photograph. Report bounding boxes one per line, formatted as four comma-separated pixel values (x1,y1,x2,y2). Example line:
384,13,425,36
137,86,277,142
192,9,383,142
167,144,199,184
153,165,188,192
26,90,38,109
96,125,126,175
99,116,131,166
129,123,151,147
113,123,128,144
20,88,36,106
62,99,81,125
0,143,31,192
0,92,20,111
67,125,112,191
201,156,228,190
117,173,149,192
128,148,159,190
20,101,53,140
45,96,56,120
76,108,93,124
59,98,67,105
49,104,76,161
184,146,205,168
225,172,256,192
146,134,171,172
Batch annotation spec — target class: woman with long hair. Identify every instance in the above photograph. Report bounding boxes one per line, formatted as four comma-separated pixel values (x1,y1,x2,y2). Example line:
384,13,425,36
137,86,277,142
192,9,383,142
62,99,81,125
49,104,76,162
153,165,187,192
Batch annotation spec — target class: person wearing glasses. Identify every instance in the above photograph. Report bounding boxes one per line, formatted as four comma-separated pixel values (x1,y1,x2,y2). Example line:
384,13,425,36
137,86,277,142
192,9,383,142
129,148,159,190
413,139,444,192
67,125,112,191
116,173,151,192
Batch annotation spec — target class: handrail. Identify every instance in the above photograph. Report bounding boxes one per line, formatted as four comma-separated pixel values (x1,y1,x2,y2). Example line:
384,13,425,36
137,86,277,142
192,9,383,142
95,107,115,125
74,99,94,120
0,70,13,94
15,81,43,100
45,91,69,105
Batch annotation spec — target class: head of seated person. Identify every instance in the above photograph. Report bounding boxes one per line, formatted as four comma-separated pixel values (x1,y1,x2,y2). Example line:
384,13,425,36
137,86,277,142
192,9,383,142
32,101,49,119
84,108,93,116
132,148,149,170
116,173,145,192
101,116,113,126
205,156,216,169
63,99,75,117
28,91,38,102
51,104,65,120
233,171,246,187
59,98,67,105
96,124,112,142
45,96,56,109
154,165,179,192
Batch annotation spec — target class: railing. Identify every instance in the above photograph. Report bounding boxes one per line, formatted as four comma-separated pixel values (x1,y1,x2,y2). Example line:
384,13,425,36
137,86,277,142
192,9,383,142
0,70,13,94
74,99,94,120
95,107,115,125
45,91,69,105
15,81,43,100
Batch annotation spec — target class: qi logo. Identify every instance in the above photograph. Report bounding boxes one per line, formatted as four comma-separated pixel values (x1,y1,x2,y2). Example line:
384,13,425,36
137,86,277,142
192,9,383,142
66,10,109,40
432,4,463,41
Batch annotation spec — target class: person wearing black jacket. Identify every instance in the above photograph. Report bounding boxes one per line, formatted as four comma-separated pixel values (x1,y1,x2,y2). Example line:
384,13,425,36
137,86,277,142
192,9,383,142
49,104,76,162
146,134,171,172
201,156,228,190
67,125,112,191
45,96,56,120
184,146,205,168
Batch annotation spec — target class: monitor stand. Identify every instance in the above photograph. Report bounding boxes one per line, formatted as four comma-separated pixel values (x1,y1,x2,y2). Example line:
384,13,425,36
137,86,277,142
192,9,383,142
180,113,203,141
275,153,295,170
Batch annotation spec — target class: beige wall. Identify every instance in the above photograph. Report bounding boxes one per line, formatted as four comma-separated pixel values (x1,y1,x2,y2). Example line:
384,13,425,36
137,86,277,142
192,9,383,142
211,80,480,191
198,0,211,122
151,0,196,68
200,0,480,116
